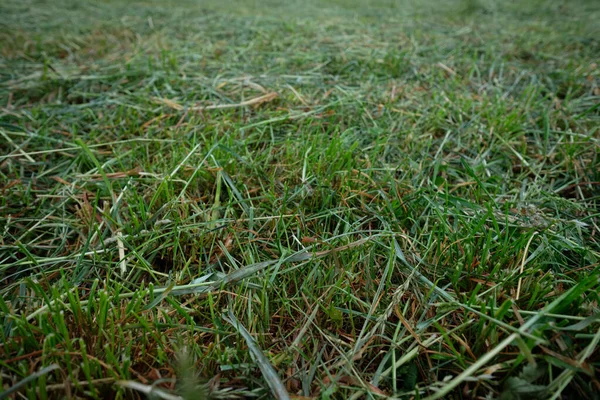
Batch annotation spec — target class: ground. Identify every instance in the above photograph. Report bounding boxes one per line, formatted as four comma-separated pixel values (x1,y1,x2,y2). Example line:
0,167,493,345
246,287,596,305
0,0,599,398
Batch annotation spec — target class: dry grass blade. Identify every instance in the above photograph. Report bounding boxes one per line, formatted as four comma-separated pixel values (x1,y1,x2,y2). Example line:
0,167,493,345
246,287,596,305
223,310,291,400
198,92,279,110
0,129,35,162
42,378,115,392
154,92,278,111
115,381,183,400
116,231,127,276
516,231,538,300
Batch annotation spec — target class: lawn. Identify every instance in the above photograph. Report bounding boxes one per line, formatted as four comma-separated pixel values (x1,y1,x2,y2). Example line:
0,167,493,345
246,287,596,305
1,0,599,398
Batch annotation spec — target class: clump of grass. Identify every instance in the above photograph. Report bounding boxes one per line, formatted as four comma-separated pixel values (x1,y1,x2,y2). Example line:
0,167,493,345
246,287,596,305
1,0,599,399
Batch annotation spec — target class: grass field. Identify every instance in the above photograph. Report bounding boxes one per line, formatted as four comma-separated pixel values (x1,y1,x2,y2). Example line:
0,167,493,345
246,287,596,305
1,0,599,398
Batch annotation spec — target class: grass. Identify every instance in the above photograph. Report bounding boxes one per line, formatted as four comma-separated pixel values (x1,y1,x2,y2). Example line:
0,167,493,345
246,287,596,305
0,0,599,398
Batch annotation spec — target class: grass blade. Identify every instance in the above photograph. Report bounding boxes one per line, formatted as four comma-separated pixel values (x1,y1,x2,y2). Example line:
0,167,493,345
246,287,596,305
222,310,290,400
0,364,59,399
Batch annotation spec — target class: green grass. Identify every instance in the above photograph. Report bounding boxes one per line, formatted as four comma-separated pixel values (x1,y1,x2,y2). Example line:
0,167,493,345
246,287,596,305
1,0,599,398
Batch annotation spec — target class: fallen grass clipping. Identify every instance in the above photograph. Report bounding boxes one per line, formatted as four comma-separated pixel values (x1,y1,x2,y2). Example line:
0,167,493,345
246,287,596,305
1,0,599,398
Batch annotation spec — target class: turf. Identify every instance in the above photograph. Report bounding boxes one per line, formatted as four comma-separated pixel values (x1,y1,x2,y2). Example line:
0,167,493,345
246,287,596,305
1,0,599,398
